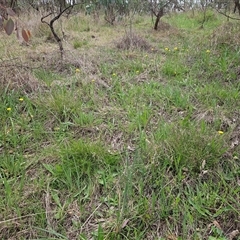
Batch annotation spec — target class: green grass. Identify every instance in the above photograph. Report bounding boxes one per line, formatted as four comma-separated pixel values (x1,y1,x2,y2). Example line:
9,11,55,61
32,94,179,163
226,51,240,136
1,9,240,239
165,10,224,30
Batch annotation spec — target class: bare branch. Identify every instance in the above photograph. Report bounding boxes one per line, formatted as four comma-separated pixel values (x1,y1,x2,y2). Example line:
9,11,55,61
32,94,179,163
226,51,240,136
215,8,240,21
41,12,53,26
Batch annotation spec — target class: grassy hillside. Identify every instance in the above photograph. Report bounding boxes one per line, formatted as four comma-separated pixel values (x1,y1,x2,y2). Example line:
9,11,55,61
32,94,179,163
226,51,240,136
0,9,240,239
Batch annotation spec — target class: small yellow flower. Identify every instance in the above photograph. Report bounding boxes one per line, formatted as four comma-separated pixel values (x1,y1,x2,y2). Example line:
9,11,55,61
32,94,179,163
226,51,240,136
7,107,11,111
92,79,95,82
206,50,210,53
174,47,178,51
75,68,80,73
112,73,116,77
218,130,224,135
165,47,169,51
136,70,139,74
145,54,148,57
19,98,24,101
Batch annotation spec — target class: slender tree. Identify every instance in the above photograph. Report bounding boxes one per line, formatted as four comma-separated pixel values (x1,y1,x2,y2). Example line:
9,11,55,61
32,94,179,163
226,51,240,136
149,0,184,30
233,0,240,14
38,0,81,58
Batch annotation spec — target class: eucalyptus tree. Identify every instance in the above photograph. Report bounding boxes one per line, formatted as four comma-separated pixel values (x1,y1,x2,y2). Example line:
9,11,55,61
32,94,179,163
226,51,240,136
26,0,81,58
148,0,184,30
233,0,240,14
100,0,139,25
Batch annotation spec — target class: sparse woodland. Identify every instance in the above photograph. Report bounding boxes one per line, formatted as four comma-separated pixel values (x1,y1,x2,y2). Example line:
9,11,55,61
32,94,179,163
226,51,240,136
0,0,240,239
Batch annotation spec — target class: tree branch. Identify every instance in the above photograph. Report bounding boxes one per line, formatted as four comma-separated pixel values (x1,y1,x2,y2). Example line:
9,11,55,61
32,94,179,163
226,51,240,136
215,8,240,21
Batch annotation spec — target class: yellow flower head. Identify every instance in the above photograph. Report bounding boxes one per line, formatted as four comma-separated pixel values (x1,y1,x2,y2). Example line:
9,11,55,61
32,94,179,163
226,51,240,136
174,47,178,51
206,50,210,53
7,107,11,111
19,98,24,102
218,130,224,135
165,47,169,51
75,68,80,73
136,70,139,74
112,73,116,77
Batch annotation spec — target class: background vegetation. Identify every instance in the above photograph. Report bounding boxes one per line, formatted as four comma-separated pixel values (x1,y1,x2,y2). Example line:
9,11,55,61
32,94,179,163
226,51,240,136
0,0,240,239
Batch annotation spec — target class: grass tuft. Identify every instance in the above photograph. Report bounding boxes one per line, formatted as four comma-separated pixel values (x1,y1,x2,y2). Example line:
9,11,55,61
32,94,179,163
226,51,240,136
116,32,151,50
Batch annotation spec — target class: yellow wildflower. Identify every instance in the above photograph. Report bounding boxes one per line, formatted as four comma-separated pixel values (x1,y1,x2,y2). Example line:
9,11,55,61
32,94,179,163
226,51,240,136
136,70,139,74
165,47,169,51
75,68,80,73
7,107,11,111
19,98,24,101
174,47,178,51
206,50,210,53
218,131,224,135
112,73,116,77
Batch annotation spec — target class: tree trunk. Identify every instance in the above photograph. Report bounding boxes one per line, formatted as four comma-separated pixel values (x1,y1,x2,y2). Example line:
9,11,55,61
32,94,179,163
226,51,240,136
10,0,16,8
41,5,73,59
154,7,164,30
234,0,240,15
49,20,63,58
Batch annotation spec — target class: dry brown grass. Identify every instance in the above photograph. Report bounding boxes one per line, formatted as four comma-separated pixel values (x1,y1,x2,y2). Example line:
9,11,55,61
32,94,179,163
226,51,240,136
211,21,240,48
116,32,151,50
0,63,46,93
